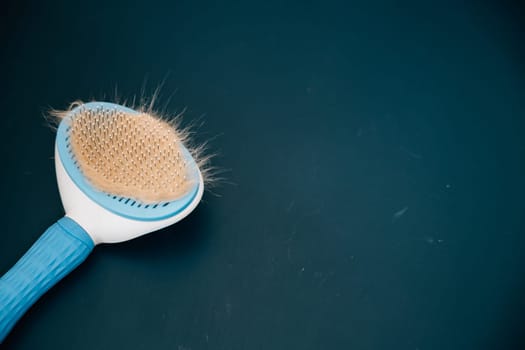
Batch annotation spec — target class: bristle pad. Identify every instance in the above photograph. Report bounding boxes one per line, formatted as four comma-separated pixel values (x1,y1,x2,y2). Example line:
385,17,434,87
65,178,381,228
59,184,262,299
68,107,191,204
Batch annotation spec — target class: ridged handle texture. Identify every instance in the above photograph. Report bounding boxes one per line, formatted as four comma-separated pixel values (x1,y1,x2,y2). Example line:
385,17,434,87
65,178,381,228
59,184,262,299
0,217,94,342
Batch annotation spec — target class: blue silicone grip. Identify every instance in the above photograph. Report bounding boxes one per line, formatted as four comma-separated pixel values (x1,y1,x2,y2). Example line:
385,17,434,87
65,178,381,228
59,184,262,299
0,217,94,342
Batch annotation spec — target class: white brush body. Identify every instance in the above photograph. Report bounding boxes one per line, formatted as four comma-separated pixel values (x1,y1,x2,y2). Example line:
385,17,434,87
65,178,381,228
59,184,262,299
55,146,204,245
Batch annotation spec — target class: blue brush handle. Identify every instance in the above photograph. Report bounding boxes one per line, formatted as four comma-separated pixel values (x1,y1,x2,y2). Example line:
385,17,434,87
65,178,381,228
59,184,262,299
0,217,94,342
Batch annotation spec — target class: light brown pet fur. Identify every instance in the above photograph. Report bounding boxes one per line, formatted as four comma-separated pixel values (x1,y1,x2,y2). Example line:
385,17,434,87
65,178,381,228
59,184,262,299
50,101,214,204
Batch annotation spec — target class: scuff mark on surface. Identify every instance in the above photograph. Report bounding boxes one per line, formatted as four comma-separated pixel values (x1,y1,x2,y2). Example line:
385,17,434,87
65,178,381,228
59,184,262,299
392,206,409,221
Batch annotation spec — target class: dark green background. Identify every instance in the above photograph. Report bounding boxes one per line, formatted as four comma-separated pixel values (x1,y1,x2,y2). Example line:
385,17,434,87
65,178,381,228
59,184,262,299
1,0,524,349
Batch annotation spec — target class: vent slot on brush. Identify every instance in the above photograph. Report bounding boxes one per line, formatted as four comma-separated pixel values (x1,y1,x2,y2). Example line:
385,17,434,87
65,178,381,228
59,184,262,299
104,193,171,209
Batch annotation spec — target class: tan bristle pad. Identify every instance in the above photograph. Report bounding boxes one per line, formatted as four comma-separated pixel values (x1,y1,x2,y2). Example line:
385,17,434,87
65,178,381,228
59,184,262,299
68,108,191,204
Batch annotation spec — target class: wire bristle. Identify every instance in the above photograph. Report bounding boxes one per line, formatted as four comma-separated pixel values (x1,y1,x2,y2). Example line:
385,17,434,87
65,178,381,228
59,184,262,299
61,104,194,203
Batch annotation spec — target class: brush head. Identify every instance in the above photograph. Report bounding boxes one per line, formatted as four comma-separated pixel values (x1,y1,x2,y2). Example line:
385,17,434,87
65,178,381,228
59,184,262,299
54,102,204,243
68,104,191,203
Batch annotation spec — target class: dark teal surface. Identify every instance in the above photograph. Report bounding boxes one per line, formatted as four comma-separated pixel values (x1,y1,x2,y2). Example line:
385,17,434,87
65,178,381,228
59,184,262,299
1,0,524,349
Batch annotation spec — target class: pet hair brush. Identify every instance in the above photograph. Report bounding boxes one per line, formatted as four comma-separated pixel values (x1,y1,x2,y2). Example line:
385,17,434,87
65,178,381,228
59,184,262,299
0,101,205,341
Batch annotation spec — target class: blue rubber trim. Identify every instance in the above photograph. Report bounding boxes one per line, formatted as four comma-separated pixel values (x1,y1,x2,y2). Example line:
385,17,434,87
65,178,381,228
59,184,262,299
57,216,94,248
56,101,200,222
0,217,94,342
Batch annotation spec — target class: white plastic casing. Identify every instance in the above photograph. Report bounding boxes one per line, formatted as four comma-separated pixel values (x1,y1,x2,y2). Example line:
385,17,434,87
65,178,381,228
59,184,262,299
55,146,204,245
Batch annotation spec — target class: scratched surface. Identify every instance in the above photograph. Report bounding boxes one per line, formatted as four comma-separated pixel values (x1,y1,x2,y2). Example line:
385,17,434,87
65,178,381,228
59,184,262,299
1,0,524,349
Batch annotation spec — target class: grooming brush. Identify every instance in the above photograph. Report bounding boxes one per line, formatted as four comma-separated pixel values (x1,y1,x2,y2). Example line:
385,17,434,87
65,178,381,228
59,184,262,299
0,101,205,341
